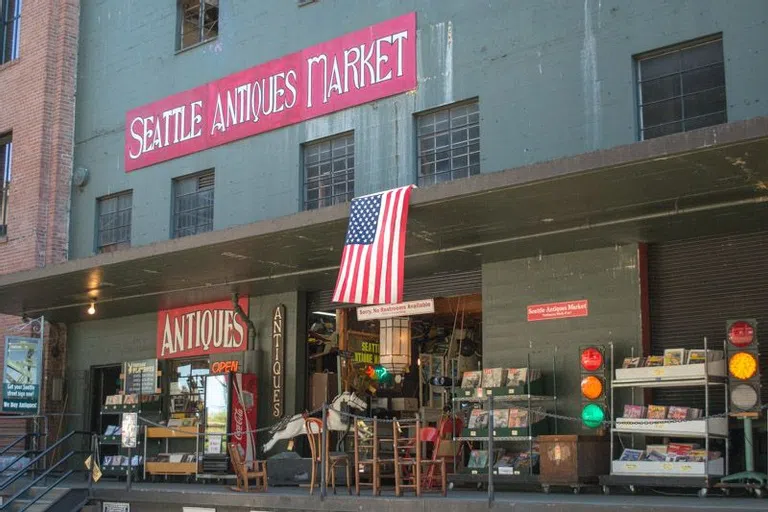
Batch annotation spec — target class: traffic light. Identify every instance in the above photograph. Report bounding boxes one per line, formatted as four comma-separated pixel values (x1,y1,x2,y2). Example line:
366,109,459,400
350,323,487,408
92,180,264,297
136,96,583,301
579,345,607,429
725,319,761,415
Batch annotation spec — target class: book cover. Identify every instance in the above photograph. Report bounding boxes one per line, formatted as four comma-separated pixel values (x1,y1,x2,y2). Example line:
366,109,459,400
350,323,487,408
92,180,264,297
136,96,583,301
506,368,528,386
619,449,644,461
663,348,686,366
123,394,138,405
645,450,666,461
621,357,633,369
623,405,647,419
686,350,707,365
507,408,529,428
646,444,668,455
646,405,668,419
468,450,488,468
492,409,509,429
628,357,643,368
667,406,690,421
468,409,489,430
667,443,697,455
644,355,664,367
483,368,507,388
461,371,482,389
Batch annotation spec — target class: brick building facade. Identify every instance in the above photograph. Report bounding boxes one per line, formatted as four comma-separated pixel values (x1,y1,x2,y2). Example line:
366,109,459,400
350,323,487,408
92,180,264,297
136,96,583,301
0,0,79,445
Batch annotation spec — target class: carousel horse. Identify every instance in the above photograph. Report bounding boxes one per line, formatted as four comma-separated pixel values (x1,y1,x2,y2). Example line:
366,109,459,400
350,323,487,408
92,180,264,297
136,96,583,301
262,391,367,453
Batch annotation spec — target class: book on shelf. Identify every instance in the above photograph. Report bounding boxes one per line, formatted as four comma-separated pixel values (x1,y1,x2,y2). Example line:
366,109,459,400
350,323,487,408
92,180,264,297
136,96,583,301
482,368,506,388
646,405,667,420
644,355,664,367
506,368,541,386
467,450,488,469
686,349,724,364
468,409,489,430
645,450,666,461
105,394,123,406
622,357,644,368
103,425,118,436
663,348,686,366
622,405,647,419
645,444,668,455
461,371,482,389
102,456,113,466
619,449,643,461
123,394,138,405
492,409,509,428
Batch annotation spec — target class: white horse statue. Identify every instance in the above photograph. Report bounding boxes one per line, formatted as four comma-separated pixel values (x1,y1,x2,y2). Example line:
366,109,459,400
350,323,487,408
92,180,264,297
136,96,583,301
262,391,367,453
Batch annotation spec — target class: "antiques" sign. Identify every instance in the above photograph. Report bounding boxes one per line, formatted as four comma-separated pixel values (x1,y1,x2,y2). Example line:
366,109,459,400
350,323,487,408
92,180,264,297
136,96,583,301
527,300,589,322
271,305,286,419
125,12,417,172
156,297,250,359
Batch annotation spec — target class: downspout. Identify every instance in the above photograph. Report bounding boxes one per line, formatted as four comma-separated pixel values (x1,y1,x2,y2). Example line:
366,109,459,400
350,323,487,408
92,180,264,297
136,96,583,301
232,293,258,373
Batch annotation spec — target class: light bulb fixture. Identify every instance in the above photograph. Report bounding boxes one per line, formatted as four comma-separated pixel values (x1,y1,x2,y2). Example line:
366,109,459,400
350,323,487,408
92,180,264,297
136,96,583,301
379,317,411,374
87,302,96,315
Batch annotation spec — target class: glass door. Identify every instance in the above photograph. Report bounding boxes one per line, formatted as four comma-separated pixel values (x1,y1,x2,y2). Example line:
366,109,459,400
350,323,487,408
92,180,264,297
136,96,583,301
203,374,229,455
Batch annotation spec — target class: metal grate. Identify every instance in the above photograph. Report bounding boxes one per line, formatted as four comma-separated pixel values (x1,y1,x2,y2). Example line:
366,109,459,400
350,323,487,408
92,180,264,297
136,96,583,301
0,133,11,237
1,0,22,64
637,36,726,140
303,132,354,211
417,101,480,187
648,232,768,410
97,191,132,253
173,170,214,238
178,0,218,51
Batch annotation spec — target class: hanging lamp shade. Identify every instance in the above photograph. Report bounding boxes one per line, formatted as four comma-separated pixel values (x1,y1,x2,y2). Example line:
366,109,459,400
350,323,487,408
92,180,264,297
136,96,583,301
379,317,411,374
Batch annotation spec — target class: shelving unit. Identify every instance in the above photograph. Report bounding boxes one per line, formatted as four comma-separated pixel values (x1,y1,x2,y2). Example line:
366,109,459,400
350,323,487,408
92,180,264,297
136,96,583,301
448,348,558,491
143,426,200,480
599,338,730,497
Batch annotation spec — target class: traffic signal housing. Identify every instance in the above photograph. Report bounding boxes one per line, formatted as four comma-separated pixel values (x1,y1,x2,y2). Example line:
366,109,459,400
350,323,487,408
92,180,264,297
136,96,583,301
579,345,607,429
725,319,761,415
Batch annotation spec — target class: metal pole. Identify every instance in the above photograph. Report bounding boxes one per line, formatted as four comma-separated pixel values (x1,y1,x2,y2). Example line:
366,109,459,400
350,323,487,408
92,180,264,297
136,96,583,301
126,446,132,491
487,394,494,507
88,435,95,497
321,402,328,499
744,417,755,473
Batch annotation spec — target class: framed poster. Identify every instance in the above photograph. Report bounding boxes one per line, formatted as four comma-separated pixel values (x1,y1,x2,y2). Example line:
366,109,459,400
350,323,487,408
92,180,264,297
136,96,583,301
123,359,158,395
2,336,44,413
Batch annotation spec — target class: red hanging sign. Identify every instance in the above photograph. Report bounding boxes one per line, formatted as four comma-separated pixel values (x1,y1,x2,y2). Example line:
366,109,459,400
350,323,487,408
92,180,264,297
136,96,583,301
156,297,250,359
527,300,589,322
125,12,417,172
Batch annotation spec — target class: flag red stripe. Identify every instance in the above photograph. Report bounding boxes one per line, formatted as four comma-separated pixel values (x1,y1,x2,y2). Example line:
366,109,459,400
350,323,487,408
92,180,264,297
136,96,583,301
373,190,395,303
385,188,405,304
395,186,413,303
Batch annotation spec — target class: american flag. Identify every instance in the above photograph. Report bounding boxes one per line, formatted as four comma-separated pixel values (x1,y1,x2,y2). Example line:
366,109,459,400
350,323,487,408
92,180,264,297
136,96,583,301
332,185,416,305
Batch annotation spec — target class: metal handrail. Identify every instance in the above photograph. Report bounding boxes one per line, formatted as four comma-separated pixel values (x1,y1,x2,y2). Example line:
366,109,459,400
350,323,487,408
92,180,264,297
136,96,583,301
0,430,92,493
0,450,42,477
1,452,75,512
0,433,33,458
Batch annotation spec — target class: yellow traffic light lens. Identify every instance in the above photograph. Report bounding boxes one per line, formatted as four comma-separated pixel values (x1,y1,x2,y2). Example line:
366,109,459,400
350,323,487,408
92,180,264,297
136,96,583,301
581,375,604,400
728,352,758,380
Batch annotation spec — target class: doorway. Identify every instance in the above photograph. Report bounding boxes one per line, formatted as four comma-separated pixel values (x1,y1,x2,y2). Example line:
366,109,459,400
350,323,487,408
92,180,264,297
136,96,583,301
89,364,122,436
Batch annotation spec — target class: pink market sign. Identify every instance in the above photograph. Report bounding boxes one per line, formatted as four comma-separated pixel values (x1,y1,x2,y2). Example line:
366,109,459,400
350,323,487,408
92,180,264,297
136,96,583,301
125,12,417,172
527,300,589,322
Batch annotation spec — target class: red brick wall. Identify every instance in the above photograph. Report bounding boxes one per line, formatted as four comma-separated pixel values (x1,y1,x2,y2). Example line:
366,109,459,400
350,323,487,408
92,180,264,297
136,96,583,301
0,0,79,447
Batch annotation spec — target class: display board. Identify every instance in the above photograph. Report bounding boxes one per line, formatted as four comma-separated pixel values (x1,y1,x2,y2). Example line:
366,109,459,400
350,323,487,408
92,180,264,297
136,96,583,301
123,359,158,395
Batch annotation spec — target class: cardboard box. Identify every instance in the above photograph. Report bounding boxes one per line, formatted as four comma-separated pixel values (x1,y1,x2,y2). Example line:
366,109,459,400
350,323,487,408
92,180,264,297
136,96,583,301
310,372,338,411
391,397,419,411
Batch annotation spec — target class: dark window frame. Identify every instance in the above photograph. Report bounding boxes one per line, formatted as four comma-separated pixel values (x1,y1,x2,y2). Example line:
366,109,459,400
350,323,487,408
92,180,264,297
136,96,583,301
636,35,726,140
416,100,480,187
172,170,215,238
177,0,219,52
0,133,11,237
302,132,355,211
96,190,133,254
0,0,21,65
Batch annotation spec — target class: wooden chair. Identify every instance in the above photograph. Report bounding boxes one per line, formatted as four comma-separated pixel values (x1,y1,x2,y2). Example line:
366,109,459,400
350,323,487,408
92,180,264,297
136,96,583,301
305,417,352,495
393,420,421,497
353,418,381,495
228,442,268,492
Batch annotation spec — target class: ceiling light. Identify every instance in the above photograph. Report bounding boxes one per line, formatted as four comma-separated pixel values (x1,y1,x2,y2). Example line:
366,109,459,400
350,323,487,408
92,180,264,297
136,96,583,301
312,311,337,318
87,302,96,315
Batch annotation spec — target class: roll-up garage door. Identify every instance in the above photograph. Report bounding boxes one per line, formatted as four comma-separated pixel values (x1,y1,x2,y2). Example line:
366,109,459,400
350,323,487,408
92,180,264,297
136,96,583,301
648,232,768,409
307,269,482,312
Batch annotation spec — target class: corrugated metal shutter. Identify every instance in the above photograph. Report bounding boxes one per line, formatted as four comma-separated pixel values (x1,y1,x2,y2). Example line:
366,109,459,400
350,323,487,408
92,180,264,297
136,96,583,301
308,269,482,312
648,232,768,409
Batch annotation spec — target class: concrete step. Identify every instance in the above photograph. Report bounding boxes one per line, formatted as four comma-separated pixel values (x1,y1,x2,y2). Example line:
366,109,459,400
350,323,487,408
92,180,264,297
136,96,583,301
2,486,68,512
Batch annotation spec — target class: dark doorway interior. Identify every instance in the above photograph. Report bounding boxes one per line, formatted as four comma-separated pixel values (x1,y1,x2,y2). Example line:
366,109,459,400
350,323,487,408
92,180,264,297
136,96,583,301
89,365,121,437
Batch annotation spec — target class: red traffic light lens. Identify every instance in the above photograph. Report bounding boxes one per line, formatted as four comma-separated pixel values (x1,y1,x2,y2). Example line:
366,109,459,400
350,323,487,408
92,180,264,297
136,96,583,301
580,347,603,371
728,321,755,348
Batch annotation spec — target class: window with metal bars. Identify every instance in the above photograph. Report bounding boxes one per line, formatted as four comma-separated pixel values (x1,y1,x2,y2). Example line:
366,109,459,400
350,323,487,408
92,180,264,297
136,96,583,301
173,170,214,238
97,191,132,254
416,101,480,187
637,37,726,140
177,0,218,51
303,133,354,211
0,133,11,237
1,0,22,64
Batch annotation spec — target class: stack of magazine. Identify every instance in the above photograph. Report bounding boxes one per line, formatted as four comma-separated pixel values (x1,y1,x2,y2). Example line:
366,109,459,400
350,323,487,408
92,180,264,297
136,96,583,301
466,448,540,474
461,367,542,389
621,349,723,369
619,443,720,463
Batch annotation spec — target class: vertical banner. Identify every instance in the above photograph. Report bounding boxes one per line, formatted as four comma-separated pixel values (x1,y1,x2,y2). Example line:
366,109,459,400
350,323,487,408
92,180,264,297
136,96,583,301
230,373,258,463
271,305,286,419
2,336,44,413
